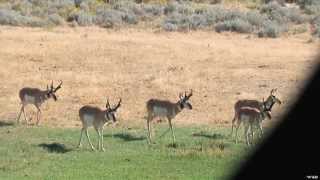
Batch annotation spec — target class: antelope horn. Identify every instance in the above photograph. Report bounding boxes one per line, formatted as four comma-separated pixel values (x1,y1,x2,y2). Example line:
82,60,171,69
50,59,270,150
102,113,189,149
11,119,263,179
113,98,122,111
53,80,63,92
51,80,54,90
270,89,275,95
106,98,110,109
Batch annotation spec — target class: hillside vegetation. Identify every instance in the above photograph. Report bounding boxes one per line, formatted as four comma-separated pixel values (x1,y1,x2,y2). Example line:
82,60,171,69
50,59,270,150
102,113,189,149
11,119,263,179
0,0,320,38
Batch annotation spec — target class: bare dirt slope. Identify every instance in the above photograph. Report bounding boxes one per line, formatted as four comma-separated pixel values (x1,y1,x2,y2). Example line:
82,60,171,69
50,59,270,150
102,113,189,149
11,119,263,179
0,26,318,128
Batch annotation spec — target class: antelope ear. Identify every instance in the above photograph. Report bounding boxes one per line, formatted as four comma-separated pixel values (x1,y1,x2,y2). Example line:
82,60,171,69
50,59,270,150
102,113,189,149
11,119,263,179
266,111,272,119
187,102,193,110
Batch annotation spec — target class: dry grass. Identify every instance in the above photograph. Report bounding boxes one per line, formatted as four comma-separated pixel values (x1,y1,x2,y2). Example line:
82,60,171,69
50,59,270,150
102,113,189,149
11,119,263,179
0,26,318,128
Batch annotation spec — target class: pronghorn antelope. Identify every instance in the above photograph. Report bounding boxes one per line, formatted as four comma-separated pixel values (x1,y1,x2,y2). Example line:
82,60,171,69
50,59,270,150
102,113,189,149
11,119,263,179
146,89,193,144
78,98,121,151
16,80,63,125
230,88,281,137
234,103,272,146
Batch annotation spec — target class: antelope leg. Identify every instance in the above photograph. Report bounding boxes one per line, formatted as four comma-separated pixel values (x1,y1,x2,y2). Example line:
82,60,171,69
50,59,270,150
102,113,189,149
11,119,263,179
168,119,176,144
85,129,95,151
78,128,84,148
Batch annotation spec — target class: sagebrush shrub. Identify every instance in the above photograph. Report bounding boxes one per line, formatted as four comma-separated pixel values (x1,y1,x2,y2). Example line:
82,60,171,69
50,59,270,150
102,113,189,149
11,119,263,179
76,11,96,26
304,5,320,15
215,18,253,33
246,10,268,27
188,14,207,30
258,20,286,38
0,8,46,26
0,0,317,38
96,8,123,28
48,13,65,25
162,22,178,31
297,0,320,9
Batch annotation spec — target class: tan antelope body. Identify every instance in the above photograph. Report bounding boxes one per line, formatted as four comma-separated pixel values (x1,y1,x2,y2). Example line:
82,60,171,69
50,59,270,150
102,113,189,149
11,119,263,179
146,90,193,144
230,89,282,136
78,98,121,151
235,106,271,146
16,80,63,125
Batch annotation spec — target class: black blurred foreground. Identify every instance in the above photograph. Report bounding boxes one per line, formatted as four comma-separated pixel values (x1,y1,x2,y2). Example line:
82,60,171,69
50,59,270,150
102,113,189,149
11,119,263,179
231,53,320,179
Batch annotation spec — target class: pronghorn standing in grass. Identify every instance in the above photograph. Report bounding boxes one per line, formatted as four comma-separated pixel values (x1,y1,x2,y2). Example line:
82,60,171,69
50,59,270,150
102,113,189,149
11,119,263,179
235,100,272,146
230,88,282,137
146,89,193,144
16,80,63,125
78,98,121,151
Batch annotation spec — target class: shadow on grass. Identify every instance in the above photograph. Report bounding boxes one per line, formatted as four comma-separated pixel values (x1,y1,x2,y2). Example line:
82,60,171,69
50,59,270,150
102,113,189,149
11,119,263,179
192,132,226,140
38,143,72,153
166,143,179,149
166,142,187,149
0,121,14,127
104,133,146,142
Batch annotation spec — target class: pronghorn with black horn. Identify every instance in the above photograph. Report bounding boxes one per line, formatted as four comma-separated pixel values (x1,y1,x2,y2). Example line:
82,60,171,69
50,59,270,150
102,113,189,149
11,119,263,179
230,88,282,137
234,98,272,146
78,98,122,151
146,89,193,144
16,80,63,125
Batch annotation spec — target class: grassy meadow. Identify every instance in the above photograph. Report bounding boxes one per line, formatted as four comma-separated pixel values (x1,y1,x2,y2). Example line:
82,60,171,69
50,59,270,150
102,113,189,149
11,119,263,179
0,122,255,180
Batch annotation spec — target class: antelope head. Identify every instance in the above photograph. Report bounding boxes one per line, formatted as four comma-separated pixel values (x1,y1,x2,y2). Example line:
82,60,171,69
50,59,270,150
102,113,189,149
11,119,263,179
46,80,63,101
269,88,282,105
178,89,193,110
262,98,272,120
105,98,122,123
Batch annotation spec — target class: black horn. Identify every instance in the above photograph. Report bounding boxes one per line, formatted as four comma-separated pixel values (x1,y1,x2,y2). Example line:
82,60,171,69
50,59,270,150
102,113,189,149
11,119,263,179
51,80,54,90
112,98,122,111
53,80,63,93
270,88,276,95
106,98,110,109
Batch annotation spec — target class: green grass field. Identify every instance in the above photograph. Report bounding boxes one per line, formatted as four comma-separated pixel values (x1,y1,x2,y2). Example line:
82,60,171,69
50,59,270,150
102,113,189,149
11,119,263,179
0,121,254,180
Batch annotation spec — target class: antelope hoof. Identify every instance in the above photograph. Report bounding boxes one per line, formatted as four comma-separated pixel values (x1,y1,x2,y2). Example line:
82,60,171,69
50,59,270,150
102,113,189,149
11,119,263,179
101,148,106,152
148,141,155,145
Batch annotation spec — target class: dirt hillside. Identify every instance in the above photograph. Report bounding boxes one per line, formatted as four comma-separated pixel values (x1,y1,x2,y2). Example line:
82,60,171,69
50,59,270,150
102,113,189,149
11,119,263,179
0,26,318,128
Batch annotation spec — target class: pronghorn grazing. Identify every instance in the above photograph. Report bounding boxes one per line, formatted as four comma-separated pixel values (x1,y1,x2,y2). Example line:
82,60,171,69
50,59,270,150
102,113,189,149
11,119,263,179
16,80,63,125
78,98,121,151
230,88,282,137
234,102,272,146
146,89,193,144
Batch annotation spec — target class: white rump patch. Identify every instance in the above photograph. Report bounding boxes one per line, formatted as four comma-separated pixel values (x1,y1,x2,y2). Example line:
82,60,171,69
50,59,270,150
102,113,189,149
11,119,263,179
83,114,95,126
24,95,36,104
